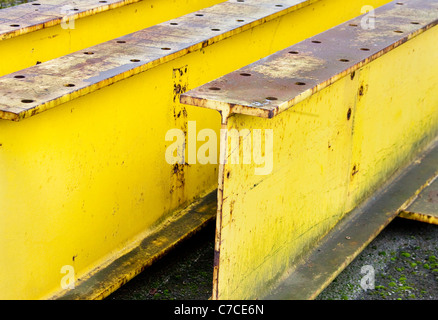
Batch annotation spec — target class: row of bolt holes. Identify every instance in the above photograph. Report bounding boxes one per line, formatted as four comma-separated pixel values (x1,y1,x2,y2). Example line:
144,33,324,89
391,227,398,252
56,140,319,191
8,1,109,28
15,1,418,103
15,6,242,98
208,2,420,98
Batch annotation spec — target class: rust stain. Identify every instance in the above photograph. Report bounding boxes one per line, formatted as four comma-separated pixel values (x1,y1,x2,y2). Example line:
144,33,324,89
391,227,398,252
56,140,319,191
0,0,146,41
252,52,325,79
180,0,438,120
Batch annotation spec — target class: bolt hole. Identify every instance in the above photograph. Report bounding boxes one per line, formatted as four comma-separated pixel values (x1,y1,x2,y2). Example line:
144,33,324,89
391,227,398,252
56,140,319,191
394,30,403,33
116,40,126,43
266,97,278,101
130,59,141,62
396,2,404,5
99,1,107,3
170,22,178,25
211,28,221,31
240,73,251,77
195,14,204,16
237,19,245,22
339,59,350,62
64,84,76,87
83,52,94,55
410,22,420,25
347,108,352,120
311,40,321,44
10,24,20,27
21,99,34,104
289,51,299,54
161,47,172,50
295,82,306,86
349,23,358,27
14,75,25,79
275,4,283,7
209,87,221,91
360,47,370,51
32,3,41,5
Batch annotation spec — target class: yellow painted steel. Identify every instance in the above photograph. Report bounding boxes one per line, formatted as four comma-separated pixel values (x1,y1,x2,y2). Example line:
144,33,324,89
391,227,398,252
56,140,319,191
217,27,438,299
181,6,438,298
0,0,226,77
399,210,438,225
399,176,438,225
0,0,391,299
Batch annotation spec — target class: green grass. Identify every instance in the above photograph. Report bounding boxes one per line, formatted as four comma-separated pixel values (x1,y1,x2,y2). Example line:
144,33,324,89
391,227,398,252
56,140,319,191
0,0,33,9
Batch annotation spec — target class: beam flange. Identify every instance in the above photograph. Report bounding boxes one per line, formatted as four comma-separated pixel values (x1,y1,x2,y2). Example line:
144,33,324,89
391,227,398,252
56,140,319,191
399,177,438,225
181,0,438,120
0,0,320,121
181,0,438,300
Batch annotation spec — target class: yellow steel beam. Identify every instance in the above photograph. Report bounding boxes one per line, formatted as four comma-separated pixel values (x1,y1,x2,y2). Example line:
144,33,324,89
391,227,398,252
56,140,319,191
0,0,391,299
267,140,438,299
0,0,226,77
181,0,438,299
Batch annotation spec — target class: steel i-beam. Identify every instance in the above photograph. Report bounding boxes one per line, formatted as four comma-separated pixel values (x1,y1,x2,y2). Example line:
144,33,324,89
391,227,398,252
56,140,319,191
0,0,392,299
181,0,438,299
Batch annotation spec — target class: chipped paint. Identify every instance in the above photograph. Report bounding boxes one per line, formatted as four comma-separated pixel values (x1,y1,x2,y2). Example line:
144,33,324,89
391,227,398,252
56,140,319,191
181,0,438,300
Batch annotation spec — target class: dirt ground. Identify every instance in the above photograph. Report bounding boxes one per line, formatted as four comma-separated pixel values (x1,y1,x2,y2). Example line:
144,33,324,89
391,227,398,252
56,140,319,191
108,217,438,301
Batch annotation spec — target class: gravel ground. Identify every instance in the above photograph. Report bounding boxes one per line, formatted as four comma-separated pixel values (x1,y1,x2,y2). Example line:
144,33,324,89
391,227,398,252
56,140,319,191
317,217,438,300
108,217,438,301
0,0,33,9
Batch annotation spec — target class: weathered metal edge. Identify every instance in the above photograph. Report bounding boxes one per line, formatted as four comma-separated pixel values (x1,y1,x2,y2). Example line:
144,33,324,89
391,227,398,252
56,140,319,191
48,190,217,300
399,175,438,225
263,138,438,300
0,0,145,41
180,1,438,120
0,0,317,122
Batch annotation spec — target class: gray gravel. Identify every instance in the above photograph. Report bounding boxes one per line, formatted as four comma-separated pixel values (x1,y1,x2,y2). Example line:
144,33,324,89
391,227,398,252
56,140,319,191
109,217,438,300
0,0,33,9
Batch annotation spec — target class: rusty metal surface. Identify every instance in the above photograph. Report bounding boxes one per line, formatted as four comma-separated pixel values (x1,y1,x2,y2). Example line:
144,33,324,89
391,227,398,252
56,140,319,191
0,0,151,40
407,177,438,216
265,139,438,300
0,0,316,121
181,0,438,120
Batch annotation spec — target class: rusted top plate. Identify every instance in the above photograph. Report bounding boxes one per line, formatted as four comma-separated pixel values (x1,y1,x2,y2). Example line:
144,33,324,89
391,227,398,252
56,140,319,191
180,0,438,120
0,0,147,41
0,0,316,121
